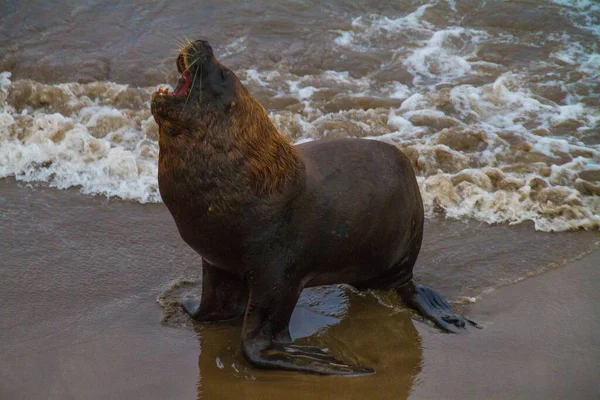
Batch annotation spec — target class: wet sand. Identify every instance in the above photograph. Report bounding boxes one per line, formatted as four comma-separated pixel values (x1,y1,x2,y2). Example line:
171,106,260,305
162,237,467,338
413,249,600,400
1,180,598,399
2,0,599,233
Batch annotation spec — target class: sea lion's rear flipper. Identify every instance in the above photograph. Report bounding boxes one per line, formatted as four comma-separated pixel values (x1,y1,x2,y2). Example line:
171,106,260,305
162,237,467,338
396,281,479,333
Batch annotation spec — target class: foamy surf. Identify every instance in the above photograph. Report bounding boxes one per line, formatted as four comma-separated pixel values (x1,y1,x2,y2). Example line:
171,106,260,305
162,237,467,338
0,72,161,203
1,1,599,232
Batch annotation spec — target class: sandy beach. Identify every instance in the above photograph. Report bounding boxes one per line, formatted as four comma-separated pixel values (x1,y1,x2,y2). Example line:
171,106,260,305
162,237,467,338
413,247,600,399
1,180,598,399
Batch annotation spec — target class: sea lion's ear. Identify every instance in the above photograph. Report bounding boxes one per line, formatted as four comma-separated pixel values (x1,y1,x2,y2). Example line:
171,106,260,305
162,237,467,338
220,69,228,81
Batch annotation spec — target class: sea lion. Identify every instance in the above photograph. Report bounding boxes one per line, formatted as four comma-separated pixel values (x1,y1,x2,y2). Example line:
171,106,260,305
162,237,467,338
151,39,476,376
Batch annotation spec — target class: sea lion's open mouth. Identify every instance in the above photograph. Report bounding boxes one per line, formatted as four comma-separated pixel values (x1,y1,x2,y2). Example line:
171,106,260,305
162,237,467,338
173,53,192,97
151,40,228,128
156,53,192,98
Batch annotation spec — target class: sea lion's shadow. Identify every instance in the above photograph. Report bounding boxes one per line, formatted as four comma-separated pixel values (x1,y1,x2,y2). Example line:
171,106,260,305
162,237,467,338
192,286,423,399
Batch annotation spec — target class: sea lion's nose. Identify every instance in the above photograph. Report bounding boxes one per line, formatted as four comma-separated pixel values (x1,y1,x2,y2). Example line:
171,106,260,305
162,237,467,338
193,39,213,55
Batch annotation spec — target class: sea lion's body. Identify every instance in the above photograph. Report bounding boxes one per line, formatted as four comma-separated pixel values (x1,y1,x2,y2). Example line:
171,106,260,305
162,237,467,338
160,138,421,290
151,40,475,375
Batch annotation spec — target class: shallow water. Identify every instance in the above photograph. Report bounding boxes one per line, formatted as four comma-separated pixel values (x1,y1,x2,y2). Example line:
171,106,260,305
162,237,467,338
1,0,599,231
0,180,597,399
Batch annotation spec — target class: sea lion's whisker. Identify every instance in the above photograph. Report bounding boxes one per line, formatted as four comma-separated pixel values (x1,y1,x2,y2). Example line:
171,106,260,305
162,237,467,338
181,57,199,77
173,36,189,53
181,63,200,117
171,47,184,56
184,36,196,51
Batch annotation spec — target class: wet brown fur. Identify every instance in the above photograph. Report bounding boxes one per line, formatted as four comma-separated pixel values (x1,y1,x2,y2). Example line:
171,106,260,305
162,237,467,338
154,44,302,212
223,90,303,196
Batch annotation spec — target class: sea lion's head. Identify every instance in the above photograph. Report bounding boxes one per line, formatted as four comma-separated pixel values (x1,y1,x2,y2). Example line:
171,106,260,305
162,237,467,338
152,39,303,196
151,39,247,136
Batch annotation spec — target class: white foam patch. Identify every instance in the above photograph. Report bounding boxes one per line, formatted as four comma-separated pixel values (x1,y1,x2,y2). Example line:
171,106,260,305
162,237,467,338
403,28,489,85
367,70,600,231
0,72,161,202
240,67,376,110
221,36,248,57
417,169,600,232
385,82,412,100
332,3,436,60
387,111,415,135
548,0,600,37
331,4,498,88
333,30,354,47
579,53,600,78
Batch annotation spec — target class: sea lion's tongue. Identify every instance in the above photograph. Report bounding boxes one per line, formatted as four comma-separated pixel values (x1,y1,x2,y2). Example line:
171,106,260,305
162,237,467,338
172,71,191,97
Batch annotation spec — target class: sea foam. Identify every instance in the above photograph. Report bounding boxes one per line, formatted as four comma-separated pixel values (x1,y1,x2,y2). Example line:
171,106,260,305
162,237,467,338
1,1,599,231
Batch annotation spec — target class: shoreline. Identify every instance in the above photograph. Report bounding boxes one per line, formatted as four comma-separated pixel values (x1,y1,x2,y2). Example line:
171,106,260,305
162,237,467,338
1,180,598,399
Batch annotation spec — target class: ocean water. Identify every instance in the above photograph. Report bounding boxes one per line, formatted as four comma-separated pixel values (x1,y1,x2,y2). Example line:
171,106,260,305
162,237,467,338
1,0,599,231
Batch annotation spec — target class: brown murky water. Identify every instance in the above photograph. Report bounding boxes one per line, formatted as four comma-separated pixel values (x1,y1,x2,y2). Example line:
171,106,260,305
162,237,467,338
1,0,599,398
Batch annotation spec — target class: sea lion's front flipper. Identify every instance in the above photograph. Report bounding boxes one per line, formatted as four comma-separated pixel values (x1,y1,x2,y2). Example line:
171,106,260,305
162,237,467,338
396,281,479,333
240,273,374,376
181,261,247,322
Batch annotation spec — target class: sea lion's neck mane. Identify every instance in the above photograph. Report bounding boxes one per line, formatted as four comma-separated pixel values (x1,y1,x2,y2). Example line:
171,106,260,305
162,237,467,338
158,99,304,211
229,98,304,196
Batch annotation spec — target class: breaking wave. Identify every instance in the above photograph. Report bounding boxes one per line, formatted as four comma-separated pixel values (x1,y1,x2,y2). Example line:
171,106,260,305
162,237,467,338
1,0,598,232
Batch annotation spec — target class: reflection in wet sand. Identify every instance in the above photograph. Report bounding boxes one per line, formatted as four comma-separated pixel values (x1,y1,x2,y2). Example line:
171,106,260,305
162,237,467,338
194,290,422,399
